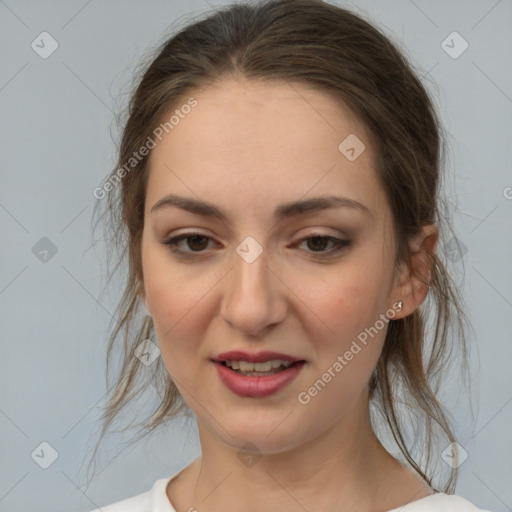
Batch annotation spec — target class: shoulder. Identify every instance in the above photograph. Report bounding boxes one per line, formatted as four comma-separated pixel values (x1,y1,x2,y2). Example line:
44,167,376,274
390,492,494,511
86,476,174,512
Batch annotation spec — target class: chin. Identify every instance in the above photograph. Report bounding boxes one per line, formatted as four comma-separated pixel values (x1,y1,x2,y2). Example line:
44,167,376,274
227,434,298,456
214,415,307,455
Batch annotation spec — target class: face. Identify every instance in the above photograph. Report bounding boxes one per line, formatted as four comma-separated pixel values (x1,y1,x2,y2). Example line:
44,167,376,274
141,77,404,454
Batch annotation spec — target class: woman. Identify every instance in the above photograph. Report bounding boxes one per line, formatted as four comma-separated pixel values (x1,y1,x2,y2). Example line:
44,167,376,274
88,0,490,510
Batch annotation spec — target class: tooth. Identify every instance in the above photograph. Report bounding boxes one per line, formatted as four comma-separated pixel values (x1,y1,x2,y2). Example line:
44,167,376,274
254,361,272,371
239,361,255,371
224,359,297,372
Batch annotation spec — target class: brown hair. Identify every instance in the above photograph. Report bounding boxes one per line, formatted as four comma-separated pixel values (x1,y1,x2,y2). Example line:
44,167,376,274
86,0,472,493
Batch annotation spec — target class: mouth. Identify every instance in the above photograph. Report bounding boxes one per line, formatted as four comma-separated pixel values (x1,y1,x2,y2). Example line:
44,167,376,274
211,350,306,377
218,359,305,377
212,356,307,398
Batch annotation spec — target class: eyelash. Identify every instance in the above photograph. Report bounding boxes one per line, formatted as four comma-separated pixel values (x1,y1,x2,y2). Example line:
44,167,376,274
161,232,351,259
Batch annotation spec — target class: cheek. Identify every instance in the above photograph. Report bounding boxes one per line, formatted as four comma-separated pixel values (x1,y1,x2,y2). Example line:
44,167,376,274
142,239,205,322
299,279,388,415
141,248,212,366
147,281,210,384
315,273,379,332
309,269,389,369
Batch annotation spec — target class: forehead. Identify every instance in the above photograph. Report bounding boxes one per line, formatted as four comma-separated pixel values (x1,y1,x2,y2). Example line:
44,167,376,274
157,77,368,155
146,77,387,222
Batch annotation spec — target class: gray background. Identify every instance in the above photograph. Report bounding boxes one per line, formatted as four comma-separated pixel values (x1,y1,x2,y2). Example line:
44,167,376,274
1,0,511,511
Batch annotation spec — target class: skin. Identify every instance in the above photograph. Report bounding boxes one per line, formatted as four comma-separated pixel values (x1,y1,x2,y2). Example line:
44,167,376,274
140,76,438,512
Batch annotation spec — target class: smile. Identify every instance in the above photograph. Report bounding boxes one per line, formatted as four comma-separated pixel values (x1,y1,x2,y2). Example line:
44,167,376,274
213,360,306,397
222,359,295,375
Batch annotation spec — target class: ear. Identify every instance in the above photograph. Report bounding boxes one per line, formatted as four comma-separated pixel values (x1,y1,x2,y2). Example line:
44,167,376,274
390,224,438,319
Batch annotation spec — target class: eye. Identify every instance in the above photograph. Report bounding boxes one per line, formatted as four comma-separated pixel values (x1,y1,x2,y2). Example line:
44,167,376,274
161,232,351,259
162,232,217,256
294,234,351,256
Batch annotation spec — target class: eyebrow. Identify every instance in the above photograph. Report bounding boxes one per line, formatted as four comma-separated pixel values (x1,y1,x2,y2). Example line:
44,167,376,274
150,194,372,222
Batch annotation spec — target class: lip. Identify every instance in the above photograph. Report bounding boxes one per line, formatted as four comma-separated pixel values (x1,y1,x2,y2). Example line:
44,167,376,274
212,350,303,363
213,360,306,398
212,350,306,398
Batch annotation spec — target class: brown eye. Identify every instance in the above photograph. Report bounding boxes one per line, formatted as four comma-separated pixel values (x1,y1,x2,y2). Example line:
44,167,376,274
296,235,351,256
306,236,330,252
162,232,216,255
162,232,350,260
185,235,210,251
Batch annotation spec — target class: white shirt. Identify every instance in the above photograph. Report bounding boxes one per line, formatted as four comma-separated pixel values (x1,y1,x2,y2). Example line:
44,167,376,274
89,467,493,512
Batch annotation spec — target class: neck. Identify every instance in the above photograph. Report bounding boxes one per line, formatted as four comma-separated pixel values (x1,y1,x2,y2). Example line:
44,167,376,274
171,392,428,512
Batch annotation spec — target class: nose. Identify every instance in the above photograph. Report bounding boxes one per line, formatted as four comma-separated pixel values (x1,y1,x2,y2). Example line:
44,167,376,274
220,249,287,337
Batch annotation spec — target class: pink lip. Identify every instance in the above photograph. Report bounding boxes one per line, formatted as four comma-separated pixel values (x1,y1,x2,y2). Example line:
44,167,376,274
213,350,303,363
212,361,306,399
